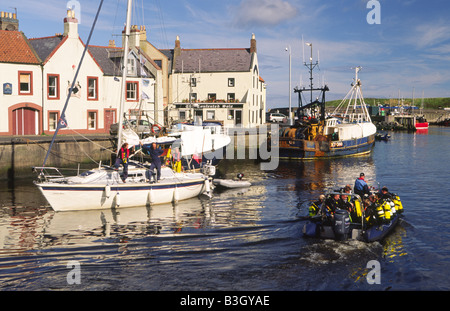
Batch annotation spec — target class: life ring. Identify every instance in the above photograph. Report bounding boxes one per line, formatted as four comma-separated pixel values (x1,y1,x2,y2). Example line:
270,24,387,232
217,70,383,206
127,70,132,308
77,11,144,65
151,124,161,133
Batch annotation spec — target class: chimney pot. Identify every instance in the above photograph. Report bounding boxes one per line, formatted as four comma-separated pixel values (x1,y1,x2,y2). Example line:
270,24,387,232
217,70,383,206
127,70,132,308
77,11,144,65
250,33,257,53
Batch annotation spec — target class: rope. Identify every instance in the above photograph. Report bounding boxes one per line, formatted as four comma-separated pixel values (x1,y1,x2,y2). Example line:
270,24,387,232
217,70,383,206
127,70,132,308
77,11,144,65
66,127,115,154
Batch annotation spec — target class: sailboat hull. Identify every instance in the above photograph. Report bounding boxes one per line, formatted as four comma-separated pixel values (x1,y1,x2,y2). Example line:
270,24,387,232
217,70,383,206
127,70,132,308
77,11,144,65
36,177,208,212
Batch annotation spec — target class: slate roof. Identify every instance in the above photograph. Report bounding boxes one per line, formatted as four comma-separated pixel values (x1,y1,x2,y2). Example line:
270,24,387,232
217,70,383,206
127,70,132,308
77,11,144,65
0,30,41,64
28,35,65,64
173,48,252,73
88,46,160,76
88,45,122,76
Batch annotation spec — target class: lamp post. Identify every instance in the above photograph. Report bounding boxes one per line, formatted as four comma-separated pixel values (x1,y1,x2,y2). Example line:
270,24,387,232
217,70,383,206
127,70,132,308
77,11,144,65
285,45,292,125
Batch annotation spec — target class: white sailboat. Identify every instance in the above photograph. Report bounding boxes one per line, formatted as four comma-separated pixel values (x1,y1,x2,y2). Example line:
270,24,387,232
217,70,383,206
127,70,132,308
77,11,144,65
33,0,215,212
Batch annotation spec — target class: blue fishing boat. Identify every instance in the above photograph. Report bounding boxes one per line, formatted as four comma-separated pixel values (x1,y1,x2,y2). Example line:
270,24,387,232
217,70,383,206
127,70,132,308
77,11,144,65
272,53,377,160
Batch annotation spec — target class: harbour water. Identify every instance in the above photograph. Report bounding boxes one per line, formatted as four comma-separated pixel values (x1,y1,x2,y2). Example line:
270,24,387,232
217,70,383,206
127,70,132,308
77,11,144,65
0,127,449,293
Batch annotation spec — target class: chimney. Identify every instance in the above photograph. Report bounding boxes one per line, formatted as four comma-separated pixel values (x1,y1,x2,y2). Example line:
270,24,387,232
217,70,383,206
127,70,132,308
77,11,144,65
250,33,256,53
109,40,116,47
63,9,78,38
139,25,147,42
0,11,19,31
174,35,181,58
122,25,141,48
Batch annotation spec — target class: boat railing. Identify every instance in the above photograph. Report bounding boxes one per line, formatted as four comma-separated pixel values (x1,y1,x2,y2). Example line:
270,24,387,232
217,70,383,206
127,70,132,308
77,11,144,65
32,166,66,182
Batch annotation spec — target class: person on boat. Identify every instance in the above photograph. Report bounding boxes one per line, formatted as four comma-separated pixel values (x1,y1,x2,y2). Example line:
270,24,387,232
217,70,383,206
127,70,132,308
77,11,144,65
363,198,379,226
172,147,182,173
339,191,354,216
309,194,325,216
114,142,134,183
379,186,392,199
140,142,164,182
354,173,370,198
322,193,340,223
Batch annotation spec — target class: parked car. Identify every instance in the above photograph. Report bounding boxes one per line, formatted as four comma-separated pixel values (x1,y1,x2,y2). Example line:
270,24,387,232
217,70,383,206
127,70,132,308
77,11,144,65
267,112,287,123
110,119,154,136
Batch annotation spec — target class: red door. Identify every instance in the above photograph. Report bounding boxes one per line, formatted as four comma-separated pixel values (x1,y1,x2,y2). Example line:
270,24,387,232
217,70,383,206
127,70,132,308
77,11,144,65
104,109,116,133
13,108,37,135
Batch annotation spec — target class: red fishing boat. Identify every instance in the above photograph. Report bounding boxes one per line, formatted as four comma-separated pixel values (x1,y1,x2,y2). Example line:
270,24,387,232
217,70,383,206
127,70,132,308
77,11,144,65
415,116,429,130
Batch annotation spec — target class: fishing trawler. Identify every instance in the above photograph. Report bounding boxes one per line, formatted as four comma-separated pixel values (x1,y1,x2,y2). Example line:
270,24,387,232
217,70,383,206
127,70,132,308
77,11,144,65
272,44,376,160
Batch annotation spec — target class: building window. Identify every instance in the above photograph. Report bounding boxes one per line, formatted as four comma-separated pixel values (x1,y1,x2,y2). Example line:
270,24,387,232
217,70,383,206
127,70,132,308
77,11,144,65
191,77,197,87
228,109,234,120
48,111,59,131
228,78,235,87
126,81,139,101
127,58,136,76
88,111,97,129
47,74,59,99
18,71,33,95
206,110,215,120
154,59,162,68
227,93,235,102
207,93,216,102
179,111,186,120
190,93,197,102
87,77,98,100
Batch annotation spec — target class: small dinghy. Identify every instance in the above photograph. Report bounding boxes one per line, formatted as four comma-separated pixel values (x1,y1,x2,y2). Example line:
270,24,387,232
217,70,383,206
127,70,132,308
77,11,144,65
375,133,391,141
213,173,251,189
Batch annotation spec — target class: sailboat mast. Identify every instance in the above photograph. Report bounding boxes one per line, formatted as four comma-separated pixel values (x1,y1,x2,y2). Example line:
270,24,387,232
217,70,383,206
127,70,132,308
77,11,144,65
117,0,133,151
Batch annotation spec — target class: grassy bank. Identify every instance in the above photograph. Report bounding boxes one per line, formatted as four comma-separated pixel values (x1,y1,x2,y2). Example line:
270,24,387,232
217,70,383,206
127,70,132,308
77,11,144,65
326,97,450,110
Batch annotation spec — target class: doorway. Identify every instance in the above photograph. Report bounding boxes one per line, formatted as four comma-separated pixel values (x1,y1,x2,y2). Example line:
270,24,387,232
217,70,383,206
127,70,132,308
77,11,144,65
12,107,38,135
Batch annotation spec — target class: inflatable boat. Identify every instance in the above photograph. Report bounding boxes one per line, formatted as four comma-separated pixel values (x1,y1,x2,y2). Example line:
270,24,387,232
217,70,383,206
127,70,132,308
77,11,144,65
213,179,251,189
302,190,403,242
213,173,251,189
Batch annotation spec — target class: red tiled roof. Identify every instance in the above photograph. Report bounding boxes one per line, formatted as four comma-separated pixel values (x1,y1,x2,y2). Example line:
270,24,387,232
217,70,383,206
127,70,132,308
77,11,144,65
0,30,41,64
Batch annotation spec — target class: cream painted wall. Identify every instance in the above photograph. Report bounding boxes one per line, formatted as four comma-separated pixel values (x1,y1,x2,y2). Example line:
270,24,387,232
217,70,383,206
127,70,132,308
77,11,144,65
0,63,42,133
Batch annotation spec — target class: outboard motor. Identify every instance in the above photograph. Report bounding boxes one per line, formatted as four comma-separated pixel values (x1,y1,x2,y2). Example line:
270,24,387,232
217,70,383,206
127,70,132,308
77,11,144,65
333,209,350,240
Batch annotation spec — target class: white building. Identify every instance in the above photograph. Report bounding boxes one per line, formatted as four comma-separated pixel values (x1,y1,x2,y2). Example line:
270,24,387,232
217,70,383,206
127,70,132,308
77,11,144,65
0,9,163,136
29,10,106,134
0,12,42,135
168,34,266,127
0,9,266,136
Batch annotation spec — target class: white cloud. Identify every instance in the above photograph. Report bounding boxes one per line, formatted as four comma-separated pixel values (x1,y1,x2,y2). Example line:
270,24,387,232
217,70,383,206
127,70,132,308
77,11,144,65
231,0,298,28
413,21,450,48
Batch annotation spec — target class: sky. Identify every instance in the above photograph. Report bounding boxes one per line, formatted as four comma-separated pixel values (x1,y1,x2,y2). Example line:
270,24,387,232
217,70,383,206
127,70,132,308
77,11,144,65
2,0,450,110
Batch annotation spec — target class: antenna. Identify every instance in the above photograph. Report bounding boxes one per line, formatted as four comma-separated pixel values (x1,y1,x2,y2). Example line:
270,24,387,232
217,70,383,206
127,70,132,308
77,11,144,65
302,35,305,64
304,42,319,103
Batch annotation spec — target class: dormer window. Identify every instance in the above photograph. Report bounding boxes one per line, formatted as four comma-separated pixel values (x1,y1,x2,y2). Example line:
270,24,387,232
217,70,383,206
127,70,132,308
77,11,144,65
127,58,136,76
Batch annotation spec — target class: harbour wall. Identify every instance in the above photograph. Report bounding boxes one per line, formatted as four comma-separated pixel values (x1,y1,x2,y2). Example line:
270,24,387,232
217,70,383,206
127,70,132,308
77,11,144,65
0,136,114,180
